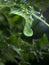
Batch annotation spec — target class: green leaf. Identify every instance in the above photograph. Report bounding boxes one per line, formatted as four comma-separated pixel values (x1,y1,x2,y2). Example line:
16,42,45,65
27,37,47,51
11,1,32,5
0,62,4,65
24,26,33,36
28,0,49,10
9,45,21,56
10,8,34,37
38,34,49,48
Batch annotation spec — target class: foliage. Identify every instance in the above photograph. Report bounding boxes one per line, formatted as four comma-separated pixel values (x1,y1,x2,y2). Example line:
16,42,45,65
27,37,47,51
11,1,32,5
0,0,49,65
